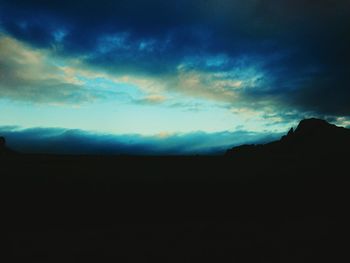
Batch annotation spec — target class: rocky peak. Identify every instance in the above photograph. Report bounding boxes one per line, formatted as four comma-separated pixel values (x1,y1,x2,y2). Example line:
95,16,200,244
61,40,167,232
294,118,335,134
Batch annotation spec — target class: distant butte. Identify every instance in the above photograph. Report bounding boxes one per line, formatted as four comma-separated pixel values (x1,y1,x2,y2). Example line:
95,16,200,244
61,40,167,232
226,118,350,157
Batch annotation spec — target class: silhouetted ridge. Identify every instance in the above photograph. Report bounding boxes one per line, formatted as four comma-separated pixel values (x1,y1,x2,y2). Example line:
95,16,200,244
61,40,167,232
295,118,332,132
292,118,339,138
226,118,350,157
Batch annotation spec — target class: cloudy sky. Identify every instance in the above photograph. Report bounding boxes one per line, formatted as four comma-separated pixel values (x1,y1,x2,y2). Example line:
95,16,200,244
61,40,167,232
0,0,350,154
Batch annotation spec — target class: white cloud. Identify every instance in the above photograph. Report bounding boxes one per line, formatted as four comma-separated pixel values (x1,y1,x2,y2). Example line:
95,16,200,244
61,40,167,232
0,35,100,104
0,34,279,123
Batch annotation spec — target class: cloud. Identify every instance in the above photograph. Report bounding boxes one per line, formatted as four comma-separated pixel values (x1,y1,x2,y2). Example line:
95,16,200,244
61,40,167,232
0,126,281,155
135,95,167,105
1,0,350,118
0,35,104,104
0,35,137,105
0,34,275,113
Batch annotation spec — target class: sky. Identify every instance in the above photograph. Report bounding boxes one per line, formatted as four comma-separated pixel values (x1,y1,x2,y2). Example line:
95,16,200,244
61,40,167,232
0,0,350,154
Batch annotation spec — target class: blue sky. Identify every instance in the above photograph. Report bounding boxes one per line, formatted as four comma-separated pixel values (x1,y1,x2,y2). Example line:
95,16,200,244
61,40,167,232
0,0,350,154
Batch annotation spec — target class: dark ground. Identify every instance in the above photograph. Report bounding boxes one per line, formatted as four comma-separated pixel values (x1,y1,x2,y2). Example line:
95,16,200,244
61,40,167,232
2,153,348,262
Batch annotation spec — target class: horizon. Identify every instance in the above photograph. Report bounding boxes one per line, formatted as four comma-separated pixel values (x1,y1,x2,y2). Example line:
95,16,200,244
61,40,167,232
1,1,350,154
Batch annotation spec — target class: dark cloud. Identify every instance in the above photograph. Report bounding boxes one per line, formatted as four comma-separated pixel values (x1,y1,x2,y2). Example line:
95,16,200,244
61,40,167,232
1,0,350,116
0,126,280,155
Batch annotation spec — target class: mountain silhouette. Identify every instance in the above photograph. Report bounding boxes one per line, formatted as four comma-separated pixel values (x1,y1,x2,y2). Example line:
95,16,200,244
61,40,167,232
3,119,349,262
226,118,350,157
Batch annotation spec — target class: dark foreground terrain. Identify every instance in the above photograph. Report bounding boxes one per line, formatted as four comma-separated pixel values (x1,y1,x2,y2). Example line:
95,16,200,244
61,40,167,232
2,119,350,262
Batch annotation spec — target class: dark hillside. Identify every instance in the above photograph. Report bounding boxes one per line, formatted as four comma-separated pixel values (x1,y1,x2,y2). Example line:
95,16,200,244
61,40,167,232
2,119,349,262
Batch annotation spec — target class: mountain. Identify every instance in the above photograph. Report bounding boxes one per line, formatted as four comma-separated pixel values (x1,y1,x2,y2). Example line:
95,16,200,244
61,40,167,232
3,120,349,262
226,118,350,157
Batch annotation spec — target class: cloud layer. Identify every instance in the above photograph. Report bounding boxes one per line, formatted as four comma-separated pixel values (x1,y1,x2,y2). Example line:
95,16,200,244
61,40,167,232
1,1,349,117
0,126,280,155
